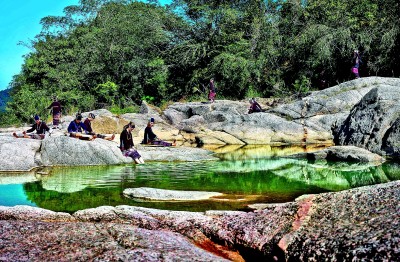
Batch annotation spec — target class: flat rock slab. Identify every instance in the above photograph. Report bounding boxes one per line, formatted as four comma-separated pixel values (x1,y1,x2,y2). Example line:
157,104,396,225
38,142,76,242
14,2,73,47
0,220,228,261
138,146,219,162
123,187,223,201
287,145,385,163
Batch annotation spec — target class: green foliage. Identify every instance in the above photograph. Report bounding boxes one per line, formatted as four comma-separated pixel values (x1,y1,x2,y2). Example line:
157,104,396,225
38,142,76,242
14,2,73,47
3,0,400,122
141,95,155,103
293,75,311,96
109,104,139,115
95,81,119,104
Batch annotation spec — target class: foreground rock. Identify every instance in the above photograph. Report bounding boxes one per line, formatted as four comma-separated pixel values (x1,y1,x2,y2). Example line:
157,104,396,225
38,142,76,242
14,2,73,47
287,145,385,163
123,187,223,201
0,181,398,261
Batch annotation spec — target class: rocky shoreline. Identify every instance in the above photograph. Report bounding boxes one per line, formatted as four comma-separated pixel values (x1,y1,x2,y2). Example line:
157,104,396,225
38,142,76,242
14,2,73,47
1,77,400,172
0,181,398,261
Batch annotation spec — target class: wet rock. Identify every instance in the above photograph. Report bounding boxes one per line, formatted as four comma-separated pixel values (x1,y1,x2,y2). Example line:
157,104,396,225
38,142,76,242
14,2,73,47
123,187,223,201
288,145,385,163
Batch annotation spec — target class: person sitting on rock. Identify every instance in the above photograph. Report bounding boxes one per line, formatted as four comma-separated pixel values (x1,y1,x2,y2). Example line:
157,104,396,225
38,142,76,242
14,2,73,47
13,115,49,140
83,113,115,141
143,118,176,146
248,98,263,114
67,113,92,140
120,122,144,164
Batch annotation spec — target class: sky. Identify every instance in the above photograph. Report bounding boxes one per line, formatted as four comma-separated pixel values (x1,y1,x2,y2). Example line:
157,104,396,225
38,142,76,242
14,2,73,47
0,0,171,91
0,0,81,90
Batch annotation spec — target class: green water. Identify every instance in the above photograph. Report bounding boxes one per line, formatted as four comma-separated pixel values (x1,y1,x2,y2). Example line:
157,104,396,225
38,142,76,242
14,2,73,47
0,145,399,213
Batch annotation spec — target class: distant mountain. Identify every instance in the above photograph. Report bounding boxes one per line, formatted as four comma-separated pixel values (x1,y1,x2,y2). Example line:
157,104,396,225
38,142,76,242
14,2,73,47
0,89,10,112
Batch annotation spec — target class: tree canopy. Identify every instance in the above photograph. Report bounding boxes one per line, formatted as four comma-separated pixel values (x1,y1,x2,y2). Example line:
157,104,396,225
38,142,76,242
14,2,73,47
2,0,399,123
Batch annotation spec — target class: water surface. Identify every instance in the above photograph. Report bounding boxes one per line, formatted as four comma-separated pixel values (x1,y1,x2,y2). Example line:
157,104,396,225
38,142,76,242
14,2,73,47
1,145,399,213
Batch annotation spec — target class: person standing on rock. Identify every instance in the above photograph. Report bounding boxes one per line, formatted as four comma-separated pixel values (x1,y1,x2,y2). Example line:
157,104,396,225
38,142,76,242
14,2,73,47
120,122,144,164
67,113,92,140
13,115,49,140
83,113,115,141
47,96,62,129
351,50,362,79
208,78,216,103
143,118,176,146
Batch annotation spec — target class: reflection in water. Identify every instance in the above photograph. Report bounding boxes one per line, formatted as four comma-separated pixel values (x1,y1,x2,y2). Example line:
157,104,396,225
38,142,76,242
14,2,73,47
0,146,398,213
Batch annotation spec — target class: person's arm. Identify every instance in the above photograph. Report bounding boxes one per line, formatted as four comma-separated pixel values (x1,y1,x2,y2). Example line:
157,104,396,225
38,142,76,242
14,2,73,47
148,127,157,141
26,124,35,133
67,122,75,133
80,122,87,132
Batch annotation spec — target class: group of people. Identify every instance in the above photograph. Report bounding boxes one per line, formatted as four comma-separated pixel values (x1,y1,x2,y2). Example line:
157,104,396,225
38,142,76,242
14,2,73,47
13,110,176,165
119,117,176,164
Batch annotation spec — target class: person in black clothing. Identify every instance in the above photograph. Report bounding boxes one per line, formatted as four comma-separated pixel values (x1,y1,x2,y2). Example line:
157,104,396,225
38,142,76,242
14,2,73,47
83,113,115,141
248,98,263,114
143,118,176,146
47,96,62,128
13,115,49,140
120,122,144,164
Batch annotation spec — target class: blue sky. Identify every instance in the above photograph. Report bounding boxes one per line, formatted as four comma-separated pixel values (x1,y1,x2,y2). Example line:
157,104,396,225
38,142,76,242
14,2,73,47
0,0,80,90
0,0,171,91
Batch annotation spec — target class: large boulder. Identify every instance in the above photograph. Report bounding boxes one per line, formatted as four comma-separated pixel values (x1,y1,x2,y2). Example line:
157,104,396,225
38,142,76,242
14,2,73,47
288,145,385,163
334,84,400,157
40,136,131,166
0,136,42,171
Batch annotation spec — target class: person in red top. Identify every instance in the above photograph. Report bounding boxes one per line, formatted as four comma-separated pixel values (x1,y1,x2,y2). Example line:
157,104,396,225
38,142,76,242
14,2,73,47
83,113,115,141
47,96,62,128
13,115,49,139
208,78,216,103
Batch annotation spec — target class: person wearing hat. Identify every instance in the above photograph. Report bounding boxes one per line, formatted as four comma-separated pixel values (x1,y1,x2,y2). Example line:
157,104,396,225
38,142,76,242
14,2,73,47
13,115,49,139
47,96,62,128
83,113,115,141
67,113,91,139
120,122,144,164
143,117,176,146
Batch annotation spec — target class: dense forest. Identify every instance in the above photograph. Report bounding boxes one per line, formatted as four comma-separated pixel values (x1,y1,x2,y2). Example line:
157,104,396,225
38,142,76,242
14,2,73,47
1,0,399,125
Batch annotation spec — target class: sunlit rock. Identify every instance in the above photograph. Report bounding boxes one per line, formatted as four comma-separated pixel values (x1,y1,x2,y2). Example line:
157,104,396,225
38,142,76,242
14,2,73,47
123,187,223,201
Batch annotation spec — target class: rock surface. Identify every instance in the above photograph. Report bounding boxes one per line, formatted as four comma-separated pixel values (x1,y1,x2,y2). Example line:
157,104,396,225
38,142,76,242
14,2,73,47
334,84,400,158
0,136,42,171
40,136,131,166
0,181,398,261
288,145,385,163
123,187,223,201
138,145,218,162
